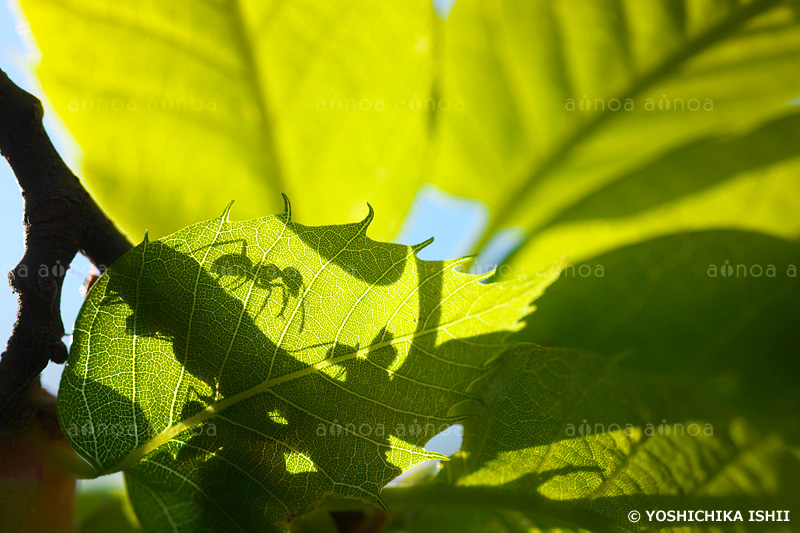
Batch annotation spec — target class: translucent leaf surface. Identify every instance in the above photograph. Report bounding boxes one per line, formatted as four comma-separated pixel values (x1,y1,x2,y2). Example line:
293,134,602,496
19,0,800,257
17,0,800,529
506,115,800,274
519,229,800,424
399,231,800,532
18,0,438,241
427,343,800,532
432,0,800,267
58,201,556,531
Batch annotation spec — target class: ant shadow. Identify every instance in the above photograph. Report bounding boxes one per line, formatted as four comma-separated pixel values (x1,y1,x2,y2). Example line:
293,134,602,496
92,238,400,529
208,239,306,331
74,218,613,529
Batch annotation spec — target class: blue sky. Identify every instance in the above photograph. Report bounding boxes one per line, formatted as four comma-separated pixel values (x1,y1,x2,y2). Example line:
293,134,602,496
0,3,93,396
1,2,117,490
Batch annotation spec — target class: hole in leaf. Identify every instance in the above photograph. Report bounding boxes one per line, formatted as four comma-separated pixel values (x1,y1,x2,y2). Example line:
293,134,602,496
425,423,463,456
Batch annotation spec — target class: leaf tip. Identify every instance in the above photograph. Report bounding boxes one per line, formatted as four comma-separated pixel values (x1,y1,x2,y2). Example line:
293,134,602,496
142,230,149,244
413,237,434,252
373,494,391,520
220,200,235,222
449,255,479,275
281,193,292,220
355,203,375,235
471,262,496,282
363,203,375,226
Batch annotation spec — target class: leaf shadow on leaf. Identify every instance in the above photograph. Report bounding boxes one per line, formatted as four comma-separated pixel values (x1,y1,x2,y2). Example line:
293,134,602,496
291,207,406,287
431,230,800,532
438,342,800,533
488,493,800,533
515,229,800,431
75,221,514,530
102,239,308,399
584,493,800,532
68,224,800,531
91,239,404,530
72,376,332,532
510,465,606,491
548,114,800,225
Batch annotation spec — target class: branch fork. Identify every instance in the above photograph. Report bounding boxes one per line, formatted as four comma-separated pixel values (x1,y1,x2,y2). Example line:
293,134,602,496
0,68,132,430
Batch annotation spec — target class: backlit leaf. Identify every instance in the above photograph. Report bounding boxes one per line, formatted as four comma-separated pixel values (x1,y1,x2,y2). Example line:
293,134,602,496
19,0,438,241
58,201,556,531
423,343,800,532
432,0,800,268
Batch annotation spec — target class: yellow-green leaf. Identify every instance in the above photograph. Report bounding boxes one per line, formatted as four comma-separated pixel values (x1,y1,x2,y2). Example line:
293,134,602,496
19,0,438,241
431,0,800,269
58,201,556,531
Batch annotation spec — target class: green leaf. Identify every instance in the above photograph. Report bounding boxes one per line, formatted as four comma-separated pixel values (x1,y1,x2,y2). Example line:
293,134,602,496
506,115,800,273
519,230,800,421
76,490,141,533
21,0,800,258
431,0,800,263
57,200,556,531
412,230,799,532
378,230,800,532
389,503,533,533
19,0,438,241
420,343,800,532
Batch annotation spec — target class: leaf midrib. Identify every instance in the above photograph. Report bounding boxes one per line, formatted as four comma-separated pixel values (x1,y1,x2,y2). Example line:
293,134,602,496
476,0,783,248
100,296,524,475
228,0,286,193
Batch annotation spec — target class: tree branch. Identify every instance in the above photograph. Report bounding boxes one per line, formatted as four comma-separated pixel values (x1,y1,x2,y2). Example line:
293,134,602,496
0,68,133,430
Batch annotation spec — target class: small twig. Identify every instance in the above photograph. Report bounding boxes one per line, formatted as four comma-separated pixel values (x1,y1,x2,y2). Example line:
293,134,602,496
0,68,133,430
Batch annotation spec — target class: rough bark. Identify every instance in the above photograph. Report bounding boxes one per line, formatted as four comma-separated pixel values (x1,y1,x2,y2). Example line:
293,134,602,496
0,68,132,430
